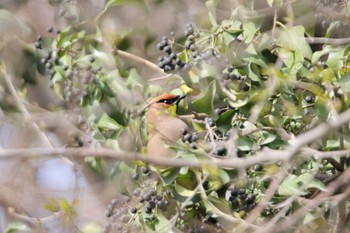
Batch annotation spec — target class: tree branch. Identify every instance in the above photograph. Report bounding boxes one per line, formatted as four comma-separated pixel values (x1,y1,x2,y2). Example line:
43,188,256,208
306,37,350,45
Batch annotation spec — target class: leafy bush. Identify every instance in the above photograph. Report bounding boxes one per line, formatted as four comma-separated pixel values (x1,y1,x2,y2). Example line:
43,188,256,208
3,0,350,232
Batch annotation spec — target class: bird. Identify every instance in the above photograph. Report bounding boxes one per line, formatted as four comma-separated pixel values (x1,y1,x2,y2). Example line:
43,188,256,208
146,93,189,159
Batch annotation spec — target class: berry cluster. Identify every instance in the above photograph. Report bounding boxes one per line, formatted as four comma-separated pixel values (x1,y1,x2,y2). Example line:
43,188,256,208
133,179,172,224
103,197,135,233
34,30,104,106
34,35,43,50
182,129,199,150
175,203,224,233
40,48,57,79
229,188,256,214
184,24,199,52
157,36,187,72
222,65,250,92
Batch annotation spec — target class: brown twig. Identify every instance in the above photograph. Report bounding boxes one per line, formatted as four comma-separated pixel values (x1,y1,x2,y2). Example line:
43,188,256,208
306,37,350,45
272,166,350,232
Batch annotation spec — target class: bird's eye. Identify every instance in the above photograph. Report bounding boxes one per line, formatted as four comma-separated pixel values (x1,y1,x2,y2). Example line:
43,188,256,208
157,99,174,104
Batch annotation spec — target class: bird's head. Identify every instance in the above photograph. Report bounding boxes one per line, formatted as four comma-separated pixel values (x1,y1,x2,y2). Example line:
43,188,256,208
148,93,186,117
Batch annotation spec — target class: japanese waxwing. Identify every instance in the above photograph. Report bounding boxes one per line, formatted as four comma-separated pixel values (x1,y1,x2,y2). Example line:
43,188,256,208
146,94,189,159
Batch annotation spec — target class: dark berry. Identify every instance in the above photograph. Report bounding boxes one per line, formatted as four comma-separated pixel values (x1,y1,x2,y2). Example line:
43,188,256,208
231,199,239,210
40,57,48,64
227,66,234,73
238,188,246,195
146,200,156,209
132,173,139,180
142,193,151,202
305,95,313,103
183,133,192,143
185,27,194,37
245,194,256,204
148,189,157,197
185,41,193,50
130,207,137,214
157,43,164,50
189,44,196,51
89,56,96,63
141,166,150,175
241,83,249,92
206,117,215,127
191,134,198,142
45,62,53,69
231,189,238,197
163,46,172,54
144,206,152,214
190,142,198,150
47,26,54,33
222,73,230,80
34,41,41,49
62,64,68,71
216,147,227,156
230,74,239,80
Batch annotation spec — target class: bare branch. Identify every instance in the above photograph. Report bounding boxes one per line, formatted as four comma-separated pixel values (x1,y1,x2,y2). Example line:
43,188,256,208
0,64,75,166
306,37,350,45
112,48,166,75
272,166,350,232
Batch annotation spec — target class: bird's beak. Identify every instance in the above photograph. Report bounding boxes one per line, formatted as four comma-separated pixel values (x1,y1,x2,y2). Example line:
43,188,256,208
175,94,186,105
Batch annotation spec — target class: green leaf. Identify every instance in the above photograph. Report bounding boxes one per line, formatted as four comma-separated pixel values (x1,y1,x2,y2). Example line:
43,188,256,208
160,168,180,186
106,0,144,8
247,62,261,81
277,26,312,59
314,97,329,121
174,182,196,197
236,135,255,151
278,174,307,196
312,45,339,64
258,131,277,145
192,80,216,115
216,110,235,133
327,47,345,70
222,31,236,45
280,50,304,75
85,157,104,176
96,113,123,131
337,73,350,92
205,0,218,27
5,222,30,233
242,22,259,43
44,197,60,212
278,173,327,196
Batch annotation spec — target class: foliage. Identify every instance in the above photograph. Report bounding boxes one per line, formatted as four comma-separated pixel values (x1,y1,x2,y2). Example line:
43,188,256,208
2,0,350,232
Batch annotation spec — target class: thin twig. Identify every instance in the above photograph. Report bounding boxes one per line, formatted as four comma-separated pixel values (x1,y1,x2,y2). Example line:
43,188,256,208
272,166,350,232
0,63,75,167
306,37,350,45
112,48,166,74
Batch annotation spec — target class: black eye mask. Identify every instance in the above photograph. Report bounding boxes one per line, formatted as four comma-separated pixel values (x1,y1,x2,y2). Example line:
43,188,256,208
156,98,178,105
156,94,186,105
